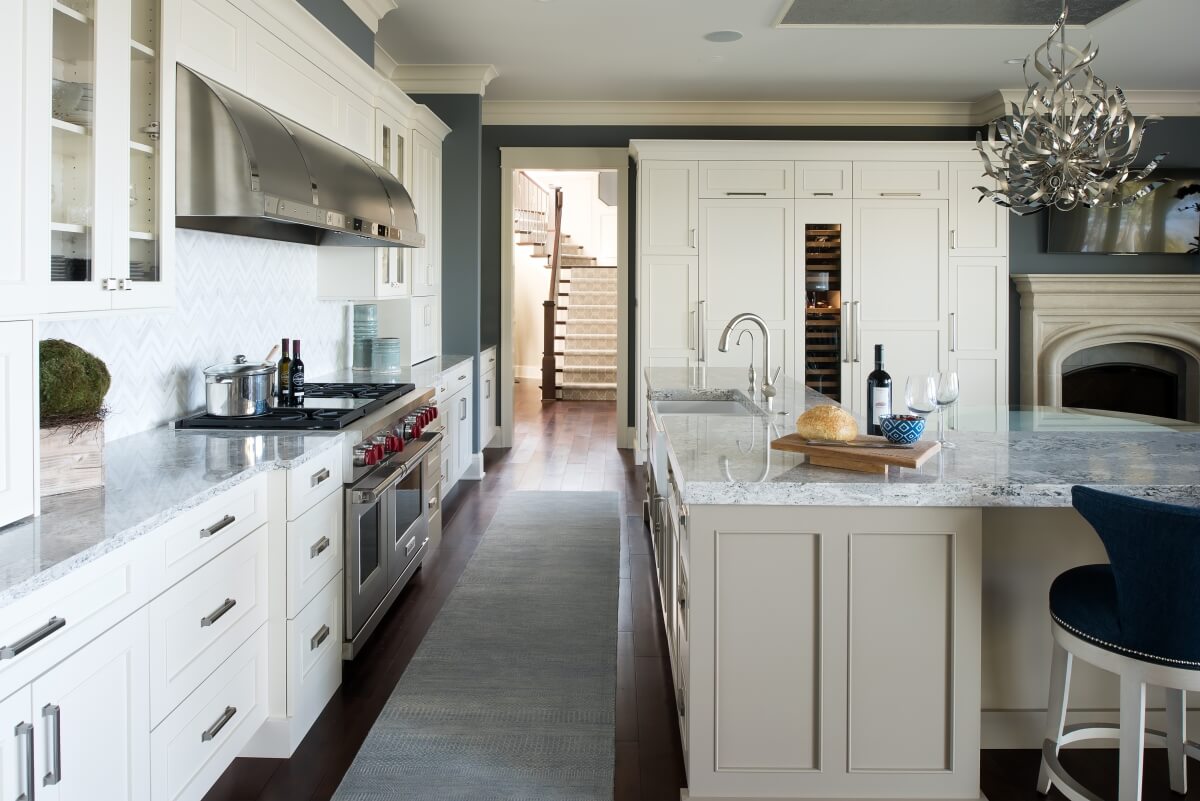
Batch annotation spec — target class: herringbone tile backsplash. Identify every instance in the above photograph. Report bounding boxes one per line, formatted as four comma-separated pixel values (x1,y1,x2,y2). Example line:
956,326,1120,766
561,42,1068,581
41,231,350,441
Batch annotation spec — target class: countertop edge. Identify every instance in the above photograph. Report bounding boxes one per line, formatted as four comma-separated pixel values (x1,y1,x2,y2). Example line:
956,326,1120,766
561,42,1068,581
0,433,345,610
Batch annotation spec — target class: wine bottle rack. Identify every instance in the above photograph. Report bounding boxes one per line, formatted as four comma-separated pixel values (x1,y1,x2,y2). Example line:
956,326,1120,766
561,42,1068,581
804,223,843,401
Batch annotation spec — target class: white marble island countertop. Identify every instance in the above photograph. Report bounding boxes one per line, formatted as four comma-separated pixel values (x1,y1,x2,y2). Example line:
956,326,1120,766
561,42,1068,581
0,427,343,608
646,367,1200,508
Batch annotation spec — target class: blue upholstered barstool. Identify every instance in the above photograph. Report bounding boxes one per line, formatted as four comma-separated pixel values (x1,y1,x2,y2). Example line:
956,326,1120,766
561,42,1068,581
1039,486,1200,801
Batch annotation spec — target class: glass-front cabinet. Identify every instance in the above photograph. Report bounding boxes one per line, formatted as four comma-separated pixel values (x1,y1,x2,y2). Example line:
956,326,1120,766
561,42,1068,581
373,109,411,298
33,0,175,314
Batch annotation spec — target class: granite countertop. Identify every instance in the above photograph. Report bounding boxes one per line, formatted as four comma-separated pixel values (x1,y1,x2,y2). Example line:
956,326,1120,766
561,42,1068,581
0,427,344,608
646,367,1200,508
314,353,473,391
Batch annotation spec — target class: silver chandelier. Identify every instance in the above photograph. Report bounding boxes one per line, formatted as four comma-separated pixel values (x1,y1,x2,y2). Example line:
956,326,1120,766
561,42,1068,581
975,0,1166,215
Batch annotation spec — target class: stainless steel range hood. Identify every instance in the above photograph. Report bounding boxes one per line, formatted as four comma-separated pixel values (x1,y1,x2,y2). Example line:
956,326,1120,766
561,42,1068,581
176,64,423,248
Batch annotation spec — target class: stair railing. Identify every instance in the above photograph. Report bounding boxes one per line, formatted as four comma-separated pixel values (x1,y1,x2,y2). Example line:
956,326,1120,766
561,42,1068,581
541,187,565,401
515,170,550,246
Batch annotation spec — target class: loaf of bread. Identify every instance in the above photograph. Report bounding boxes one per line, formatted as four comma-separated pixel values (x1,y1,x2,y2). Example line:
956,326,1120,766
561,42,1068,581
795,404,858,442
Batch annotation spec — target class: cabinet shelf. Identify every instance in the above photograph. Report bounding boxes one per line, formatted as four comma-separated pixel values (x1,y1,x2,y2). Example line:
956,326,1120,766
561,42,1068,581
52,1,91,26
51,222,87,234
130,39,155,60
51,118,89,136
129,140,154,154
129,231,155,241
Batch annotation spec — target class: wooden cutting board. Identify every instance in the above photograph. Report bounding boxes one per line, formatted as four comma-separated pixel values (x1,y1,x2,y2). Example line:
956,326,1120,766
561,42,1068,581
770,434,941,474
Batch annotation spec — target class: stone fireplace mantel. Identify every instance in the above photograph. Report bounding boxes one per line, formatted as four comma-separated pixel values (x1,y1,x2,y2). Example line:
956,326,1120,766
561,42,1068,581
1012,274,1200,415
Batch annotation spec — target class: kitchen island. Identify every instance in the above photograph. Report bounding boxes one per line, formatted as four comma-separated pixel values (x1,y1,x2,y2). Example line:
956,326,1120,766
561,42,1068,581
643,367,1200,801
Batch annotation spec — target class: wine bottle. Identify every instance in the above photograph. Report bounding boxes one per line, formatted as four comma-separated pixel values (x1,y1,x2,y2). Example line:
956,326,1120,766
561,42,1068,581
289,339,305,406
865,344,892,437
277,338,291,406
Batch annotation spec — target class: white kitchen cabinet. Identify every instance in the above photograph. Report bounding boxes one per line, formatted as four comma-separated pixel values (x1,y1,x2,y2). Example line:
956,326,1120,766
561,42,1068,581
374,109,411,298
481,363,497,449
640,161,698,255
853,161,949,199
410,128,442,297
850,199,949,413
0,0,37,319
176,0,248,91
949,257,1009,431
452,382,474,487
0,322,35,528
26,0,177,314
949,162,1008,257
31,609,150,801
699,161,794,199
795,161,852,199
0,686,34,800
699,199,796,379
644,255,700,370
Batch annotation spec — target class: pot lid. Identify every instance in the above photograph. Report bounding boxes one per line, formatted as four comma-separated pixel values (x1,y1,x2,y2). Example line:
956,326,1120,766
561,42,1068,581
204,354,274,378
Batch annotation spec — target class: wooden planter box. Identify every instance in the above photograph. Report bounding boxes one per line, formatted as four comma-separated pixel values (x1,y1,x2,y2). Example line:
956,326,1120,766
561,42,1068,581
40,424,104,497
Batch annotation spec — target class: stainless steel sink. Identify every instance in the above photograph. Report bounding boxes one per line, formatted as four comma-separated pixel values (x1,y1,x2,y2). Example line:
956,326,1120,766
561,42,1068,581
654,399,755,416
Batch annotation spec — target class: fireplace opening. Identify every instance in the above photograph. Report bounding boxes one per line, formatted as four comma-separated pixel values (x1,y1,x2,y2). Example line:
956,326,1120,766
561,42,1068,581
1061,343,1191,421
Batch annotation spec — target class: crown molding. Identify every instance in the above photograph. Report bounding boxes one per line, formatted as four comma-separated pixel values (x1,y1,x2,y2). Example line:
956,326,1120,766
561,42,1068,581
374,41,399,79
390,65,500,96
482,99,989,127
342,0,398,33
977,89,1200,121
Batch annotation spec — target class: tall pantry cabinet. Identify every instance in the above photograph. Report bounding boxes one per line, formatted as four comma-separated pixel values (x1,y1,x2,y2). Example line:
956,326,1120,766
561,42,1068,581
633,142,1009,451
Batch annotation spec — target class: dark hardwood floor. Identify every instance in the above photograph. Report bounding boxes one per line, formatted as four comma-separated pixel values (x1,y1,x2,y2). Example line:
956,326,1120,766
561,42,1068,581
204,382,1180,801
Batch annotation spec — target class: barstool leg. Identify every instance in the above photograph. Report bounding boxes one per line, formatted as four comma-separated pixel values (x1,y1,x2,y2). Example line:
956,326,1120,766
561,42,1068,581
1165,688,1187,795
1037,641,1073,795
1119,675,1146,801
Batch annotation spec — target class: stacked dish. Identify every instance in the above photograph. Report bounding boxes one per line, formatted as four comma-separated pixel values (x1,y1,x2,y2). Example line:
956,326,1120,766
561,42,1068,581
353,304,378,371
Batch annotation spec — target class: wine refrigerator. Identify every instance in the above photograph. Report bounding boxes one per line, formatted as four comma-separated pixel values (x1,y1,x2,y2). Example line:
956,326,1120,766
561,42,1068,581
803,222,844,401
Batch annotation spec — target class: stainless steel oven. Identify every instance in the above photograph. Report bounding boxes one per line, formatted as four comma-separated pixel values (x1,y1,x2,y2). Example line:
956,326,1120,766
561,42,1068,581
344,428,441,658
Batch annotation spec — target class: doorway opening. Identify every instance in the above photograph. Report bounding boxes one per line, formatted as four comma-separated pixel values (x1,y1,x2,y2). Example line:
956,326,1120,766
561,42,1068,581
499,148,631,449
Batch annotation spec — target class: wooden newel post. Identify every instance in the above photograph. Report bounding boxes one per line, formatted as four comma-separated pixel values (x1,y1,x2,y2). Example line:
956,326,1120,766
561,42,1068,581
542,300,557,401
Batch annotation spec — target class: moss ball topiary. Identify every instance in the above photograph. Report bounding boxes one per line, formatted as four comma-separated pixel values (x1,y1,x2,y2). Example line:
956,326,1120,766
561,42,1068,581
39,339,111,424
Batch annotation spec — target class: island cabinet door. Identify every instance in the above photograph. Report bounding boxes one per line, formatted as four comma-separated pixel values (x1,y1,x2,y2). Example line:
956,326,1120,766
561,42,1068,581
948,257,1009,432
850,199,949,415
683,505,982,801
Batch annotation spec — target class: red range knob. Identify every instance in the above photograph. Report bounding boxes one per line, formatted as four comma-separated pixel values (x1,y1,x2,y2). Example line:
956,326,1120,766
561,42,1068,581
431,405,439,419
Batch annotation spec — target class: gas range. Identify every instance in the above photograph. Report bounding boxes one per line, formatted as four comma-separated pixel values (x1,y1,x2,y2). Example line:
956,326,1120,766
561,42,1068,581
174,382,417,431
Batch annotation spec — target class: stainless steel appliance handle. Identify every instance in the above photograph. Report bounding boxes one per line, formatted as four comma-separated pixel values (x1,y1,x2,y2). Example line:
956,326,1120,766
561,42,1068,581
310,467,330,488
310,624,330,651
697,300,706,361
689,309,695,350
42,704,61,787
201,706,237,742
200,515,235,539
1,617,66,660
854,301,862,363
200,598,237,628
950,312,958,352
311,536,331,558
841,306,849,364
15,721,33,801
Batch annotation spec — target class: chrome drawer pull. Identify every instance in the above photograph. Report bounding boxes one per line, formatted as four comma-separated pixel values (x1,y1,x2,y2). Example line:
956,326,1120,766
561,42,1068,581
0,617,67,659
42,704,61,786
880,191,921,197
310,624,331,651
311,536,331,558
458,374,467,381
15,721,33,800
725,191,767,196
428,495,438,510
200,598,237,628
200,514,236,538
813,192,835,196
311,467,331,488
201,706,237,742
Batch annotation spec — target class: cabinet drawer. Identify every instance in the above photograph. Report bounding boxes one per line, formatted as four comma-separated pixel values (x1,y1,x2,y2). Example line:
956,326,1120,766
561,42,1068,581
149,526,269,725
286,445,342,521
481,346,497,373
853,161,949,199
150,625,269,801
795,161,852,198
287,490,343,618
699,161,794,198
0,537,151,694
155,473,269,586
286,574,341,728
439,359,472,399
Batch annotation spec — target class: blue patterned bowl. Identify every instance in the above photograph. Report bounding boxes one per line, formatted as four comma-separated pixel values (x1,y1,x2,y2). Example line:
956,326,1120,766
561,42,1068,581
879,414,925,445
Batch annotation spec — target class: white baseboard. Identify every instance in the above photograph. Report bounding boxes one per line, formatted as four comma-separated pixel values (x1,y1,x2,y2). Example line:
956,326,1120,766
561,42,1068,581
618,425,636,450
982,708,1200,749
464,452,485,480
515,364,540,380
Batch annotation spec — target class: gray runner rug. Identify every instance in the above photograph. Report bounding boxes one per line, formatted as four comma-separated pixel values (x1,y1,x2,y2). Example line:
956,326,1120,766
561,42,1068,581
333,491,620,801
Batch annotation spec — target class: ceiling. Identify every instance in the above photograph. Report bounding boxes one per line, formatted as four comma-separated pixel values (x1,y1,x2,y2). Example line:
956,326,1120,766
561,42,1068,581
778,0,1130,27
376,0,1200,103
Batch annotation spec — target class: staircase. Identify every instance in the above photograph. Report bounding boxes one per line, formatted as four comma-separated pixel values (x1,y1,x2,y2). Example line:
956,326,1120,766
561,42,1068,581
517,173,619,402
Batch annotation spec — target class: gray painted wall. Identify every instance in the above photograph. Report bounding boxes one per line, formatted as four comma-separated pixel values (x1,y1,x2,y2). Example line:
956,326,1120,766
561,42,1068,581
481,121,1199,424
414,94,485,449
296,0,374,65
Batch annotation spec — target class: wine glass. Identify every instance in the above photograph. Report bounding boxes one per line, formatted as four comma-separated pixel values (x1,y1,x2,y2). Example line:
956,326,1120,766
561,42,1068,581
935,371,960,448
905,374,937,418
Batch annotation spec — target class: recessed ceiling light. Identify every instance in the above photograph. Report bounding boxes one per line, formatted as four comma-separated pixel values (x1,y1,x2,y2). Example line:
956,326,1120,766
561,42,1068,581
1005,57,1025,64
704,30,743,43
